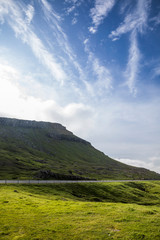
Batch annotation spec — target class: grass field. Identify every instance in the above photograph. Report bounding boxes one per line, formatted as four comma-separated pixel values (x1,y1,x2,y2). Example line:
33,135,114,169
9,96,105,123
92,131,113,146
0,181,160,239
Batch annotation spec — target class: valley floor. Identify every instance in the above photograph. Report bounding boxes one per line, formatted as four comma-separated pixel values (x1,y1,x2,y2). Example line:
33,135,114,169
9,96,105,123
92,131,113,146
0,181,160,239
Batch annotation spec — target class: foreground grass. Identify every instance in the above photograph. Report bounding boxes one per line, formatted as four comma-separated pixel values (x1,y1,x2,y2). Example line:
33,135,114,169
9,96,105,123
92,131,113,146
0,181,160,239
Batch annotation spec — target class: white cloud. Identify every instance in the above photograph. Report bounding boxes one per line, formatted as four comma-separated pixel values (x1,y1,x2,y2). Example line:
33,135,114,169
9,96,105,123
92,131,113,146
65,0,84,15
120,0,132,15
89,0,115,34
88,26,97,34
118,157,160,174
27,32,66,84
0,61,48,120
40,0,61,21
66,5,75,14
0,61,73,124
72,17,77,25
154,65,160,77
0,63,20,110
79,97,160,173
151,12,160,26
83,40,112,97
125,30,141,95
41,0,52,15
109,0,150,39
0,0,66,84
25,4,34,25
92,58,112,93
109,0,150,95
39,0,86,88
109,13,137,39
60,103,94,133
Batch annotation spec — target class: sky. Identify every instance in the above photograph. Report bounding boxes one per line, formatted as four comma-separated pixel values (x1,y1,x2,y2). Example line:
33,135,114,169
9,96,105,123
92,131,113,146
0,0,160,173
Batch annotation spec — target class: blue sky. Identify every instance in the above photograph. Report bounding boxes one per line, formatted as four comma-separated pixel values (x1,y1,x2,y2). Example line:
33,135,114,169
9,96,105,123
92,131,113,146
0,0,160,172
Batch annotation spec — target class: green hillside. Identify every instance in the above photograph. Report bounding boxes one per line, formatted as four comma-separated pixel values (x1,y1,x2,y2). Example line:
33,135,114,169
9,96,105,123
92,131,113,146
0,117,160,180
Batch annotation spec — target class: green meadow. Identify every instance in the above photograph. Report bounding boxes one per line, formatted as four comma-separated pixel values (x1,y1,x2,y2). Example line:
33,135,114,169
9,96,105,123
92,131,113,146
0,181,160,240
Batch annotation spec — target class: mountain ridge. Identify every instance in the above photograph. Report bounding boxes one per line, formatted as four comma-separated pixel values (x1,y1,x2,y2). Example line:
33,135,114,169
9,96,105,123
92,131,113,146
0,117,90,145
0,117,160,180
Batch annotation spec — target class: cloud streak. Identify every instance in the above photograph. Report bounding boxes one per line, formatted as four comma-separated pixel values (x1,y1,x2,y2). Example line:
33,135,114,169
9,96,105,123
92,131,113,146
0,0,66,84
83,39,112,97
25,4,34,25
154,65,160,77
89,0,115,34
40,0,87,89
109,0,150,39
125,30,140,95
109,0,151,94
151,12,160,26
65,0,84,15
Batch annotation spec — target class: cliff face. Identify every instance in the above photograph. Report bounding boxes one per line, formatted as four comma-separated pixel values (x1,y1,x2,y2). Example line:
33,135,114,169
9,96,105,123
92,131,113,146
0,117,90,145
0,117,65,130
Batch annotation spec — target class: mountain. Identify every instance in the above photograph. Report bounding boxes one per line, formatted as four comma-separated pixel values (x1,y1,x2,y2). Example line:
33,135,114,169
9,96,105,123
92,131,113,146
0,117,160,180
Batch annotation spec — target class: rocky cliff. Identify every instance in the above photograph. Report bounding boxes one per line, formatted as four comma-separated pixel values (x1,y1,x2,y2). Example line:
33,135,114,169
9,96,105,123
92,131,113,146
0,117,90,145
0,117,65,129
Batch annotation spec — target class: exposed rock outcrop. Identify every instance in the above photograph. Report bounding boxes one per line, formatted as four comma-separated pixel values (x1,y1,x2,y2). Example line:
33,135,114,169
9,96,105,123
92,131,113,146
0,117,65,130
0,117,90,145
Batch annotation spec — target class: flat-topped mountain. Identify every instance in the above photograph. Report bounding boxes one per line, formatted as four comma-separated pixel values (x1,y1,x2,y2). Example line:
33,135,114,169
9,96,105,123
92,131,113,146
0,117,89,144
0,117,160,180
0,117,64,128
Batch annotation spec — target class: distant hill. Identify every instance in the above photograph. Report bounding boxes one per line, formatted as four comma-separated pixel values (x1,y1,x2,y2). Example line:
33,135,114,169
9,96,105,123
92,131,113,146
0,117,160,180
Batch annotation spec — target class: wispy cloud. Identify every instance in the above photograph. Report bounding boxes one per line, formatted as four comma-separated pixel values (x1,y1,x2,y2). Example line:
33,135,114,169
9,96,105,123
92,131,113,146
25,4,34,25
118,157,160,174
125,30,141,95
109,0,150,94
40,0,61,21
154,64,160,77
92,58,112,94
64,0,83,26
150,10,160,26
89,0,115,34
0,0,66,84
72,17,77,25
120,0,132,15
65,0,84,15
40,0,86,88
83,39,112,96
109,0,151,40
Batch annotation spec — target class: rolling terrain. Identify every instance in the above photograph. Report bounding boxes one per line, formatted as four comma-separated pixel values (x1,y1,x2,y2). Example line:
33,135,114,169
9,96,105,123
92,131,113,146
0,117,160,180
0,181,160,239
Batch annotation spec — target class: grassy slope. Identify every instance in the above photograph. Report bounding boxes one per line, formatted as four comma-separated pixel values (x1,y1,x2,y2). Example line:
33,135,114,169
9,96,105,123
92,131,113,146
0,123,160,180
0,181,160,239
